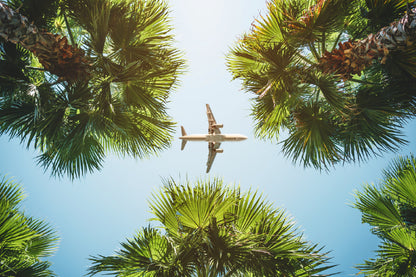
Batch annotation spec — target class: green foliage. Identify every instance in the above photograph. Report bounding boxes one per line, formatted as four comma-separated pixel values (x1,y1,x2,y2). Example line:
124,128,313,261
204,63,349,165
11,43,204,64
0,175,58,276
347,0,409,38
0,0,185,178
88,177,336,276
5,0,60,29
227,0,416,170
353,154,416,276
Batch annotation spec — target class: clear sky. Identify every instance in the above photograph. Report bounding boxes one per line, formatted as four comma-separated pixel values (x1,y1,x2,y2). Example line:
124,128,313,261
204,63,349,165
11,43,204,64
1,0,416,276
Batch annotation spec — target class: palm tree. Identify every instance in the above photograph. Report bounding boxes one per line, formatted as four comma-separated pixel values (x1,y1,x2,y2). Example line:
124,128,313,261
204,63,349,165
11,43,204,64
320,1,416,79
0,0,185,179
0,175,59,276
353,154,416,276
0,1,89,81
227,0,415,170
88,177,335,276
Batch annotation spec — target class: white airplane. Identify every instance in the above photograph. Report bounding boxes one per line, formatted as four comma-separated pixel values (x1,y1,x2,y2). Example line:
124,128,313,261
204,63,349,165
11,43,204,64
180,104,247,173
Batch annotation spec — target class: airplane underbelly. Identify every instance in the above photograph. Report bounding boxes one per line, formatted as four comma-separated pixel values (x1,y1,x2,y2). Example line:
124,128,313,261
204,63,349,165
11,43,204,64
206,135,225,142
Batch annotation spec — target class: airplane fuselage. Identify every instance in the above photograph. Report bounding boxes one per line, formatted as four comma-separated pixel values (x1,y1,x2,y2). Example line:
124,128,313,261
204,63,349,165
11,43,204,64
180,134,247,142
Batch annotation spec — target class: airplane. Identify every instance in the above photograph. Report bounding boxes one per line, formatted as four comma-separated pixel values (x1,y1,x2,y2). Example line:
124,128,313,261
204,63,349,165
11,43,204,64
179,104,247,173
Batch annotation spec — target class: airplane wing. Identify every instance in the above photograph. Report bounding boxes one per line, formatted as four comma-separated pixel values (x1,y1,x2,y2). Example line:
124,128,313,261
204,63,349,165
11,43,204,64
206,142,221,173
206,104,221,135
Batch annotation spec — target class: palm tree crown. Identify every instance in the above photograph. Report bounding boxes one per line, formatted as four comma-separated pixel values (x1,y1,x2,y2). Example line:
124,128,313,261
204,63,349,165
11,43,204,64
0,175,59,276
353,154,416,276
88,177,335,276
227,0,416,170
0,0,185,178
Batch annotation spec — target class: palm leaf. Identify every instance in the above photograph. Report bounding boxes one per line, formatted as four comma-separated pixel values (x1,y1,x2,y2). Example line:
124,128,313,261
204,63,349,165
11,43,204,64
0,176,58,276
0,0,184,178
354,155,416,275
90,178,335,276
282,102,341,169
227,0,416,170
353,184,404,231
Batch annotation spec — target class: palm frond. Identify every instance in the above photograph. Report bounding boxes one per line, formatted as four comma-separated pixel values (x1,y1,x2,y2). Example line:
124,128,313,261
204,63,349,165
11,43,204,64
89,226,190,276
340,83,407,163
286,0,355,45
353,184,403,231
36,134,105,179
1,0,185,178
0,175,58,276
91,177,335,276
0,176,24,207
251,96,290,140
354,155,416,275
282,102,341,169
228,0,416,170
360,0,410,33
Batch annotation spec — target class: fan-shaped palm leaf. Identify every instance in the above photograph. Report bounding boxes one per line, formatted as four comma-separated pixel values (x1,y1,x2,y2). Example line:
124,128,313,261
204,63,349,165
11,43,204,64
0,175,58,276
354,155,416,275
227,0,413,170
0,0,185,178
89,177,335,276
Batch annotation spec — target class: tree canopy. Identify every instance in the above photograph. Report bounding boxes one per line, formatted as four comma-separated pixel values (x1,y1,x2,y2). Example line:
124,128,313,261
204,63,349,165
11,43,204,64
227,0,416,170
354,154,416,276
88,177,335,276
0,0,185,179
0,175,58,276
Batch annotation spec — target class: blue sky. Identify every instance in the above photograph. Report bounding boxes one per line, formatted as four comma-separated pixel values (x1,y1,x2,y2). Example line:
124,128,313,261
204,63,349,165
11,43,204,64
1,0,416,276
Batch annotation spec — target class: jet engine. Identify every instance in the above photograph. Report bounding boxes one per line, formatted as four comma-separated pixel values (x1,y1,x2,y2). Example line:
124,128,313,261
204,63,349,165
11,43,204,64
213,124,224,128
215,149,224,153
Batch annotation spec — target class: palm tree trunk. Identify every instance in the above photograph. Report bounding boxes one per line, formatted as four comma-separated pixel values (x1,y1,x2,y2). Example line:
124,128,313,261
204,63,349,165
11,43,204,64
319,7,416,79
0,2,90,81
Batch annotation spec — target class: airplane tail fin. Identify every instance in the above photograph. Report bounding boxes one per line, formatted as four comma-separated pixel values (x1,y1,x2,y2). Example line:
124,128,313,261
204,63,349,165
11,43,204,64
180,126,187,151
181,126,187,136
